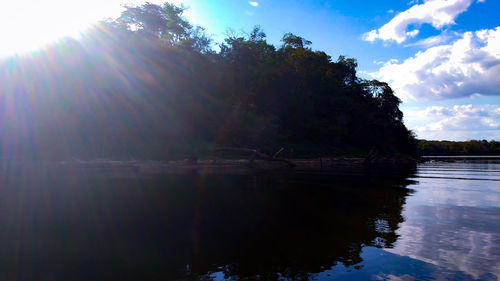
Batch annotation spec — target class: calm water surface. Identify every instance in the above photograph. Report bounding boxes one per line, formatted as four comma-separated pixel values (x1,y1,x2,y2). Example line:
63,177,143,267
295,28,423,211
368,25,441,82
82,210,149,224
0,160,499,280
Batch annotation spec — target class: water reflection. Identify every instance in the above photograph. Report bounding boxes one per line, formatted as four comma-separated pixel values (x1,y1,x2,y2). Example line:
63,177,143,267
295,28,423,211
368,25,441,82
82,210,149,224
0,164,415,280
388,205,500,280
386,161,500,280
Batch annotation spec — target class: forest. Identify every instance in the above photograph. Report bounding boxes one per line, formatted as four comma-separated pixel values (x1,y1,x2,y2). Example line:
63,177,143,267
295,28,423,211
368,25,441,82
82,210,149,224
418,140,500,156
0,2,417,160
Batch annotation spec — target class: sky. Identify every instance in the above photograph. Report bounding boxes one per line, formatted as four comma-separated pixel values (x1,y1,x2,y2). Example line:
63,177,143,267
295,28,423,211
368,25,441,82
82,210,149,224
1,0,499,141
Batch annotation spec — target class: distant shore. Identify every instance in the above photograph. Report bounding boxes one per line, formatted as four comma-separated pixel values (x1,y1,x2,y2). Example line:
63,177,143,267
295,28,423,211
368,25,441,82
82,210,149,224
422,155,500,158
421,155,500,161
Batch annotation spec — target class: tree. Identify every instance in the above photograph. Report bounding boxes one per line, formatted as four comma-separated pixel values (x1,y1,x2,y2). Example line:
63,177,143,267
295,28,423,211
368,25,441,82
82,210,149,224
0,2,418,159
281,33,312,49
364,80,403,122
117,2,211,52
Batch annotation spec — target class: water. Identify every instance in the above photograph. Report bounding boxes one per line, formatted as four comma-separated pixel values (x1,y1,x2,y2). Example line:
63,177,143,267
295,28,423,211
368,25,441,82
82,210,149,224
0,160,498,280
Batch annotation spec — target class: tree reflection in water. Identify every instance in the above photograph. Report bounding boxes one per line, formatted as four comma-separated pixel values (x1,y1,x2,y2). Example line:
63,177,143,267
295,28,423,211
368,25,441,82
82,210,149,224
0,165,416,280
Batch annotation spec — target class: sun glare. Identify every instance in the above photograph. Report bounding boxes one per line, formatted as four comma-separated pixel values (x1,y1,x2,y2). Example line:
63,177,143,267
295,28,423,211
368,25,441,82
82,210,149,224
0,0,188,58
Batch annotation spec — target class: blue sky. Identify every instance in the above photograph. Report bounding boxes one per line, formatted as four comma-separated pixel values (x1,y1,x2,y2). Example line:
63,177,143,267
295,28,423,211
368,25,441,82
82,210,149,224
1,0,499,140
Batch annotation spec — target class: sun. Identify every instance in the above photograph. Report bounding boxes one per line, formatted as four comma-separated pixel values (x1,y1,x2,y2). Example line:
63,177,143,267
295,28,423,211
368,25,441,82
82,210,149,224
0,0,202,58
0,0,143,57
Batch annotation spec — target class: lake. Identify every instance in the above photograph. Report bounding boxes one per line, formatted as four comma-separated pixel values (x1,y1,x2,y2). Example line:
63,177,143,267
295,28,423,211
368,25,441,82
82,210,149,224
0,160,498,280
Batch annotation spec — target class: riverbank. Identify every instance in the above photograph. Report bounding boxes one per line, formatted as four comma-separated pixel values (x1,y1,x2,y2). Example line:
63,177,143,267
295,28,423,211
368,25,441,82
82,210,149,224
26,156,418,176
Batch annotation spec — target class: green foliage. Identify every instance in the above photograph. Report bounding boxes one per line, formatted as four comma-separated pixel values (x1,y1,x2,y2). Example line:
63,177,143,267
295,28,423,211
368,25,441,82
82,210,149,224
116,2,211,52
418,140,500,156
0,2,417,159
281,33,312,49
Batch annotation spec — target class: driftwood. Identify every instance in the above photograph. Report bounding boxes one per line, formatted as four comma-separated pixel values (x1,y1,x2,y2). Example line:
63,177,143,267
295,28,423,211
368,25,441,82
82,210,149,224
364,147,379,165
213,148,296,167
273,147,285,158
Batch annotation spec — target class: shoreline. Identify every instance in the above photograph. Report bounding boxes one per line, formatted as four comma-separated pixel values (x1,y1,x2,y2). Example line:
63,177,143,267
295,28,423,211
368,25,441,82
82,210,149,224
0,157,420,177
46,157,419,175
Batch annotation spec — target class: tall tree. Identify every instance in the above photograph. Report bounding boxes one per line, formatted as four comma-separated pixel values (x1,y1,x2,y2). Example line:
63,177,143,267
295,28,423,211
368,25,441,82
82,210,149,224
117,2,211,52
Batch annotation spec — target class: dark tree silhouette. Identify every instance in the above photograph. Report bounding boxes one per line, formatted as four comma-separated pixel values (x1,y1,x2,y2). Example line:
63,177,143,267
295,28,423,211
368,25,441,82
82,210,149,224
0,2,417,160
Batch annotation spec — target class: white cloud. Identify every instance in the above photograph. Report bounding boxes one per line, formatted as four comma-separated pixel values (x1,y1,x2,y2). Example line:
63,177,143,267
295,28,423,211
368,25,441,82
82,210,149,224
248,1,259,7
406,105,500,140
374,58,398,65
407,0,421,5
363,0,475,43
372,27,500,101
404,32,456,48
424,105,455,116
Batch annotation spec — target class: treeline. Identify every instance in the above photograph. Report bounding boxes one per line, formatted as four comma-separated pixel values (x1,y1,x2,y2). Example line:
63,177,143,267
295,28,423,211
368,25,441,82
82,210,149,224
0,2,416,160
418,140,500,156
